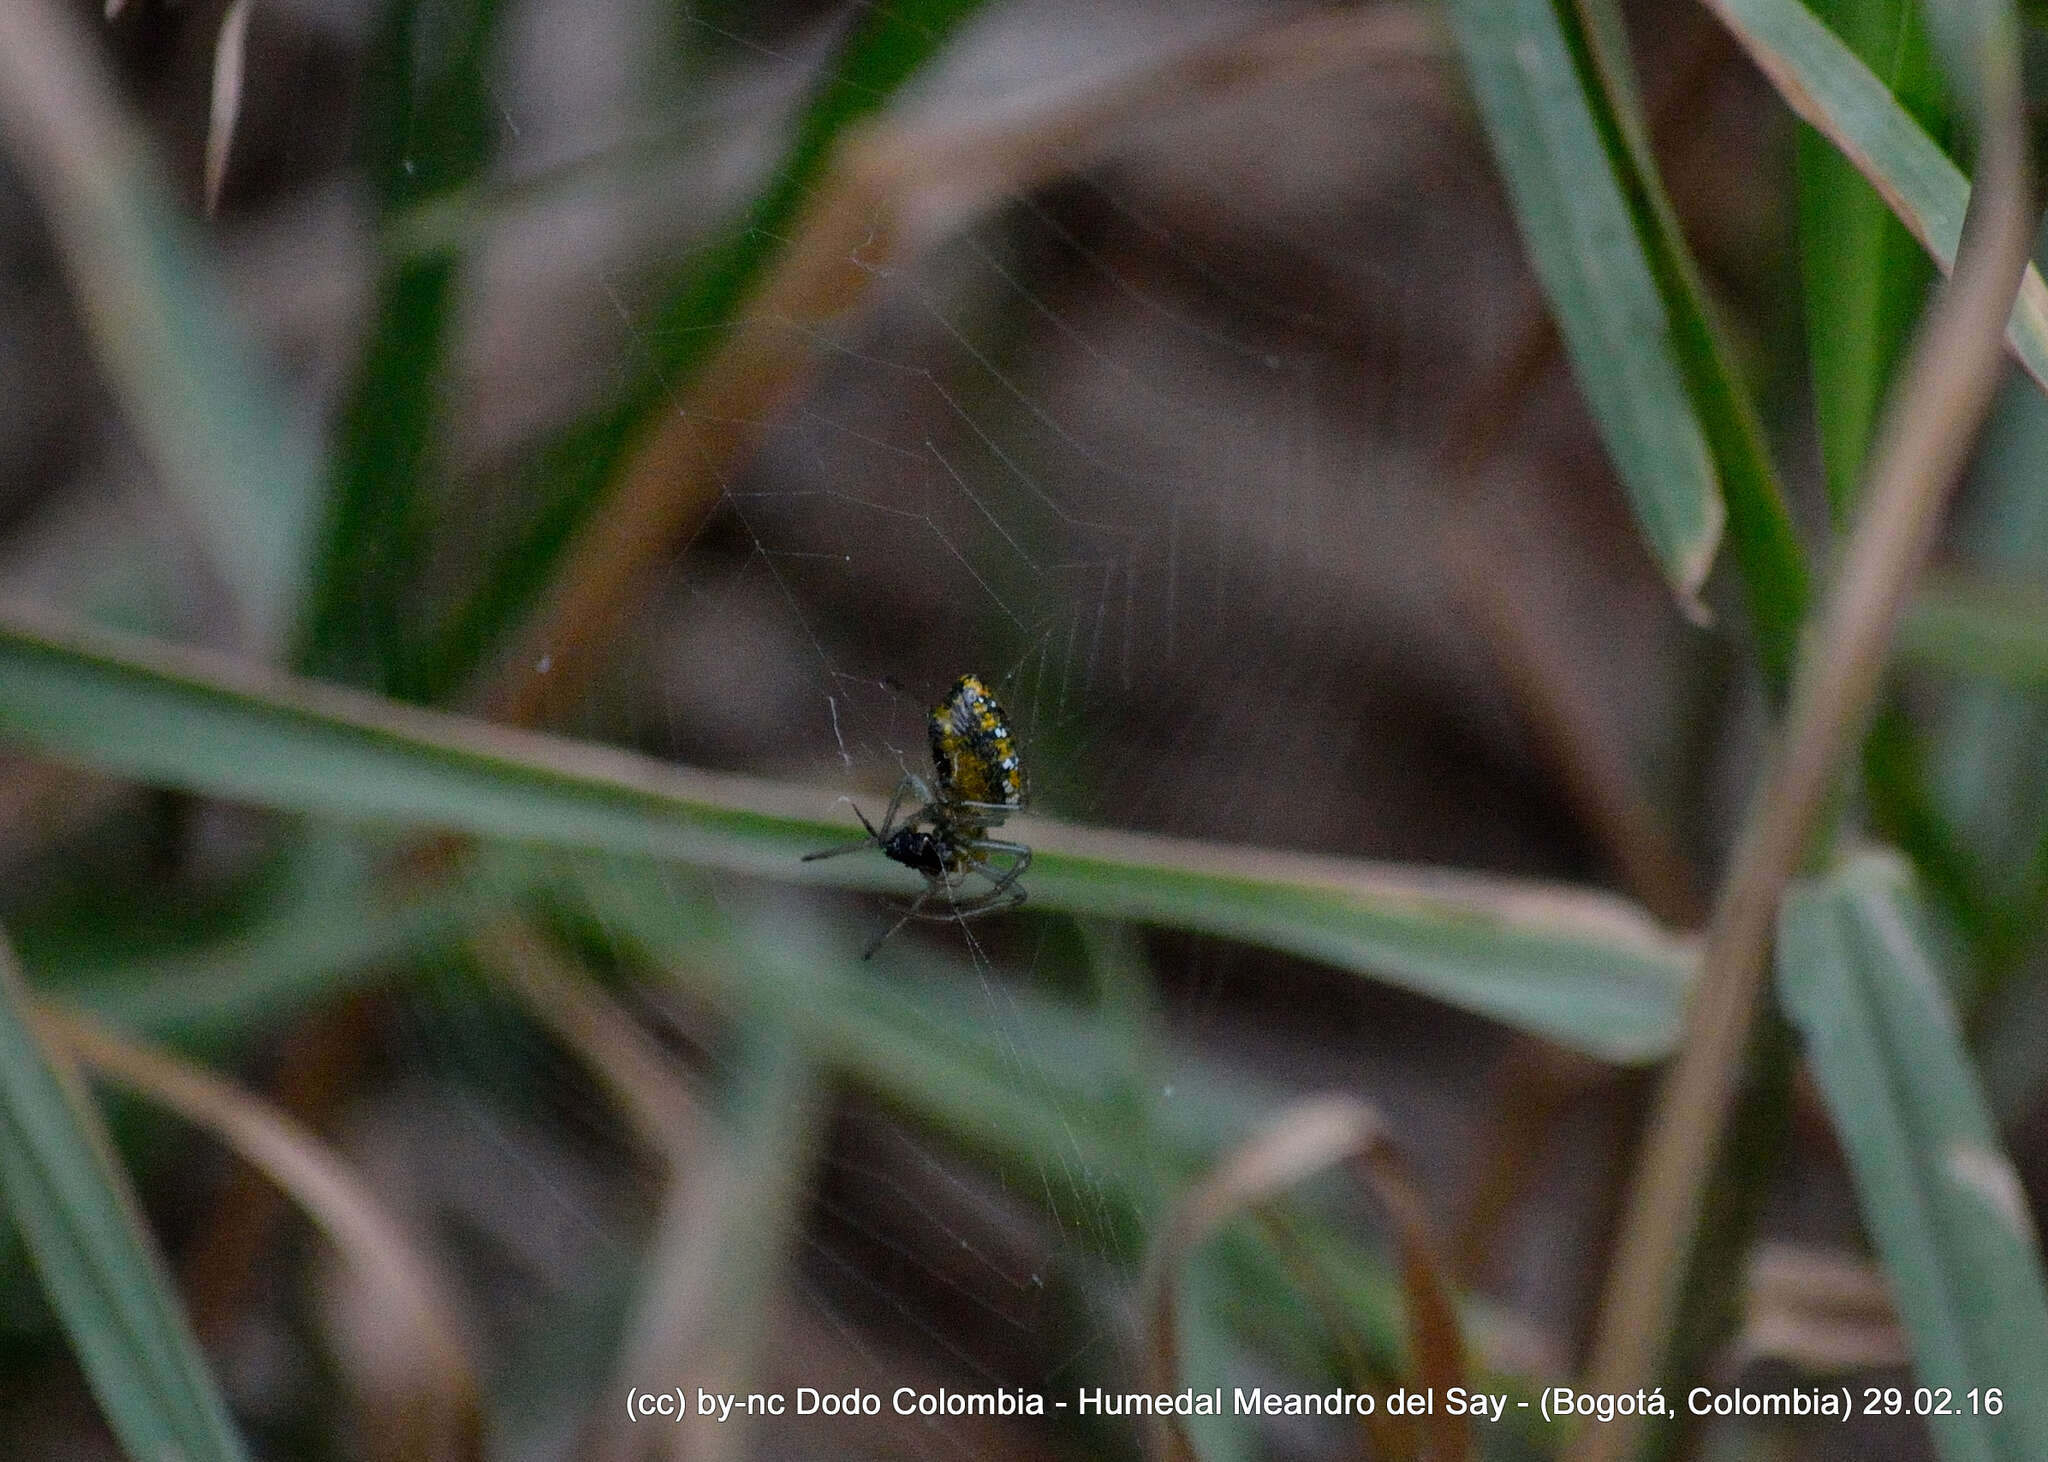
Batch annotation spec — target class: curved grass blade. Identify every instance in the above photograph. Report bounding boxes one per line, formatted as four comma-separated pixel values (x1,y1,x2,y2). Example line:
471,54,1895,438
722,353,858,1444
1706,0,2048,390
1777,852,2048,1458
0,604,1693,1062
1142,1096,1470,1462
45,1005,483,1457
1445,0,1808,679
0,930,249,1461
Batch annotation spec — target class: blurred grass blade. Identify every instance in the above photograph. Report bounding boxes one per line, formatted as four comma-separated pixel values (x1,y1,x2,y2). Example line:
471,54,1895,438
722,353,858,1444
37,842,482,1043
1445,0,1807,677
415,0,995,702
45,1005,484,1459
1706,0,2048,391
1168,1251,1264,1462
0,605,1693,1061
0,0,322,649
475,921,701,1165
608,1025,821,1462
1916,384,2048,973
0,929,250,1462
580,857,1260,1224
1795,0,1941,524
203,0,252,217
1776,852,2048,1455
295,0,509,695
1913,0,2019,114
1900,574,2048,689
1141,1096,1469,1462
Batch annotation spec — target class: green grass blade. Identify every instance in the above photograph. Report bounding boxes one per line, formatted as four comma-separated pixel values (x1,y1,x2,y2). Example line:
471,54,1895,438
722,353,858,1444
1901,574,2048,689
0,2,323,647
413,0,997,700
1794,0,1986,1002
580,864,1160,1218
0,606,1692,1062
1019,830,1688,1062
1777,852,2048,1457
31,838,482,1043
297,255,467,693
1710,0,2048,390
295,0,506,693
1445,0,1808,679
1795,0,1942,524
0,933,250,1461
1896,561,2048,970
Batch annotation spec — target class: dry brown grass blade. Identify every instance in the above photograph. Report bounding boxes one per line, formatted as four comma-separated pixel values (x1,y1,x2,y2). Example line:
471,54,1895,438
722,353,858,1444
1573,16,2033,1459
1254,1208,1415,1459
1449,1042,1620,1288
472,919,702,1167
202,0,250,217
1141,1095,1469,1462
586,1037,823,1462
178,991,379,1348
483,2,1450,725
1444,524,1706,928
852,3,1449,243
39,1002,485,1461
472,924,741,1462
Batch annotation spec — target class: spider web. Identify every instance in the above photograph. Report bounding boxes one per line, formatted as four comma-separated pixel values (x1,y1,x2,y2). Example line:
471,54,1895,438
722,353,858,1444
589,37,1491,1459
266,0,1698,1454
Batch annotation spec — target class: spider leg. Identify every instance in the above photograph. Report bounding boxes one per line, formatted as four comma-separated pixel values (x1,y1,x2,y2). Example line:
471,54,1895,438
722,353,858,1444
951,798,1018,828
874,774,920,835
810,771,1028,950
802,836,873,862
863,885,933,959
965,838,1032,900
801,801,882,863
803,775,924,862
902,840,1031,921
904,887,1026,923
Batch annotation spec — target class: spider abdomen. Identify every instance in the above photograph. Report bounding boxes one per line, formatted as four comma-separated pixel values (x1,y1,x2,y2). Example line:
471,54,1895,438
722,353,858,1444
928,673,1025,814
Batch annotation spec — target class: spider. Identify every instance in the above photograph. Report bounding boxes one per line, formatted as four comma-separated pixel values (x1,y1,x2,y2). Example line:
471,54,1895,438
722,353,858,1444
804,674,1032,957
